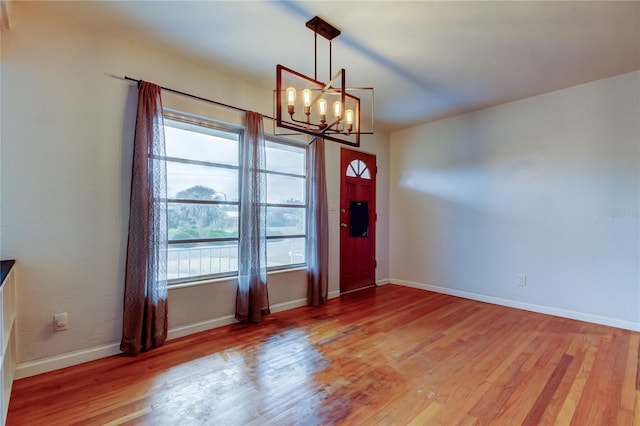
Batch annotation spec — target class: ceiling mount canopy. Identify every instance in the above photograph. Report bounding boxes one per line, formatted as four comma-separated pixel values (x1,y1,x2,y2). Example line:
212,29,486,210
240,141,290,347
305,15,341,41
275,16,374,147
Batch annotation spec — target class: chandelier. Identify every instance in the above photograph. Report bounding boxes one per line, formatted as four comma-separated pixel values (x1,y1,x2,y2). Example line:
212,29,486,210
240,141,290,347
275,16,374,147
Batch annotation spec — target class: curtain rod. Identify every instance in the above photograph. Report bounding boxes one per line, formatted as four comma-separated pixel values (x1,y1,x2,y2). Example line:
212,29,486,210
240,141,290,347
123,76,276,121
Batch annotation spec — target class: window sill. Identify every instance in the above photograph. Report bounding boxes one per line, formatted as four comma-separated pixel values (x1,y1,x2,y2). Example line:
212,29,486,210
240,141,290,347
168,266,307,291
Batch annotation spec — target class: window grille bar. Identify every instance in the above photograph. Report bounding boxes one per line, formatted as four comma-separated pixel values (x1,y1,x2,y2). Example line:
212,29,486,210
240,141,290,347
265,170,307,179
168,199,238,206
266,235,307,240
266,203,307,209
169,237,239,245
164,156,240,170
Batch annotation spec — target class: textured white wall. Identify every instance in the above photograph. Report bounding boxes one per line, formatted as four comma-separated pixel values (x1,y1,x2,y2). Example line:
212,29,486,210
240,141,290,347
0,3,390,370
390,71,640,329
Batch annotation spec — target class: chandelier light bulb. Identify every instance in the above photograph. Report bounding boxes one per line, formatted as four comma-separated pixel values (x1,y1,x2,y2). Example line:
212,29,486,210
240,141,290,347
286,87,296,106
318,98,327,116
346,109,354,125
333,101,342,119
302,89,311,107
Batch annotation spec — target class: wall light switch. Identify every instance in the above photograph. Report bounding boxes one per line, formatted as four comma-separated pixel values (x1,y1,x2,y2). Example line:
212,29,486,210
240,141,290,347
54,312,69,332
517,274,526,287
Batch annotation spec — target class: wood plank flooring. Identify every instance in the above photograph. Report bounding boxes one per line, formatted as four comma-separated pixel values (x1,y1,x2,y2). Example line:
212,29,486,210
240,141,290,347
7,285,640,425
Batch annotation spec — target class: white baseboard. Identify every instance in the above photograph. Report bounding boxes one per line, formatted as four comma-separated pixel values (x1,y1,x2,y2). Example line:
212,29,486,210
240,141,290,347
27,280,612,381
167,315,237,341
270,297,308,313
340,284,376,295
14,342,122,380
14,297,326,380
391,279,640,332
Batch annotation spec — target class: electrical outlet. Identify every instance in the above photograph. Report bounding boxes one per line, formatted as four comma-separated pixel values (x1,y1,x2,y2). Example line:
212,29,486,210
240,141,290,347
517,274,526,287
54,312,69,332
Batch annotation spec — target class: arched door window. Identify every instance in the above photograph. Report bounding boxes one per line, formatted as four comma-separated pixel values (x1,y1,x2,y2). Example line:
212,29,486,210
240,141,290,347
345,159,371,179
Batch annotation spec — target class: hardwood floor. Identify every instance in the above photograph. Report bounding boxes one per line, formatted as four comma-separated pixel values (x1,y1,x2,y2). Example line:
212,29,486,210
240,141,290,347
7,285,640,425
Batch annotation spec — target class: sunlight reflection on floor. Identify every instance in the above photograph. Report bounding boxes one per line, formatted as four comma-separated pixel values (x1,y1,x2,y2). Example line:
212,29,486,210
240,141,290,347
148,328,330,425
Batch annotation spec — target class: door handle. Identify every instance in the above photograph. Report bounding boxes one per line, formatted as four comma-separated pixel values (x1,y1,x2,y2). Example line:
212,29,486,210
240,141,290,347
340,223,348,228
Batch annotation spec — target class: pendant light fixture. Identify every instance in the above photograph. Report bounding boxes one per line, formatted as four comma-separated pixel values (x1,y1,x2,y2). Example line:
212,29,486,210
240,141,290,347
275,16,374,147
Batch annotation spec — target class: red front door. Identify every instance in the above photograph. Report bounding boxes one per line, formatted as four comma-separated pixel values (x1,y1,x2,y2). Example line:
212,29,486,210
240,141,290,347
340,148,376,293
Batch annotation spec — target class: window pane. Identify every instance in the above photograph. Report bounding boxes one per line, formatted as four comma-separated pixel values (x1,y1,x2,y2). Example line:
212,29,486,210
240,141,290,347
266,174,305,205
267,237,305,267
164,116,308,282
168,242,238,280
165,121,239,167
169,203,238,240
266,206,305,237
167,161,239,201
347,159,371,179
265,140,306,175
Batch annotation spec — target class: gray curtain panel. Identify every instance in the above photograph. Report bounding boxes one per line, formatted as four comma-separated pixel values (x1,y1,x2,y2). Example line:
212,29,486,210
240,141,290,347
120,81,169,356
307,137,329,306
235,111,270,323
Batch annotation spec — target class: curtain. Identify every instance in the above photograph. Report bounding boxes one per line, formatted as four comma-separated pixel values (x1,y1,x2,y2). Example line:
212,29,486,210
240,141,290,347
307,137,329,306
235,111,270,322
120,81,169,356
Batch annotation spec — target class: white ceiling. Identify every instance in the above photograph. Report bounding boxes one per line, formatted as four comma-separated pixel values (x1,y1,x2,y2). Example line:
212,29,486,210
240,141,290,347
27,1,640,131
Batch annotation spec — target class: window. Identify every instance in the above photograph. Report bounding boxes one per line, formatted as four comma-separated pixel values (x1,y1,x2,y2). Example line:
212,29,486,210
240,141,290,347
163,114,307,283
346,159,371,179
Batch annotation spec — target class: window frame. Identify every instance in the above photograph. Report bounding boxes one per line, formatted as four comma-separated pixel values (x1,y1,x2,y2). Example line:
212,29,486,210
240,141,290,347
162,111,309,285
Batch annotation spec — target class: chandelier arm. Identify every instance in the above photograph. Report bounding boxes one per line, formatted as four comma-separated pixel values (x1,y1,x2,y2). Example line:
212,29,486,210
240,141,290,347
288,114,325,129
320,118,342,135
323,69,343,92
